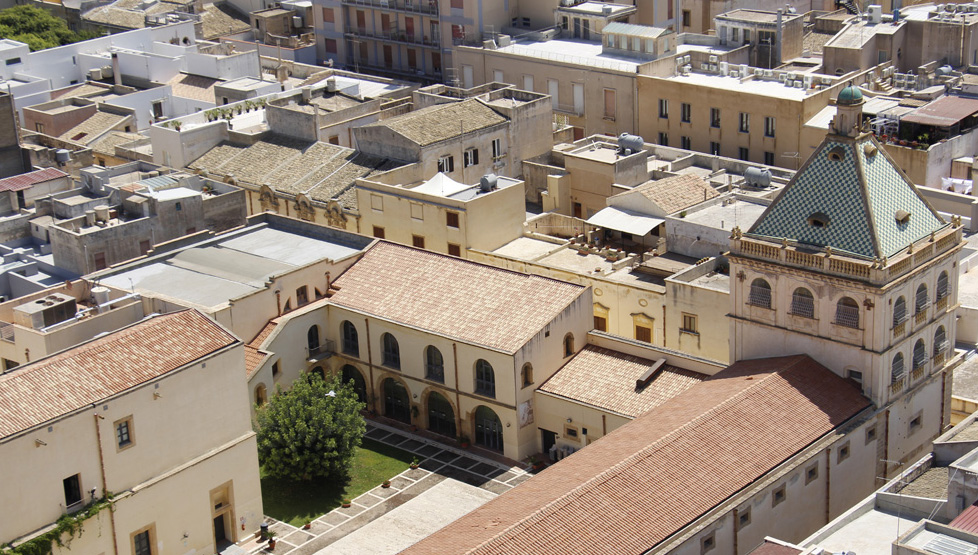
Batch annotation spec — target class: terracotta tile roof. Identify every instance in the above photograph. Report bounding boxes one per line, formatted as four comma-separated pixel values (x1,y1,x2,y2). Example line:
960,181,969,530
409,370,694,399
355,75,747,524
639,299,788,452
244,344,269,379
249,321,278,349
0,168,67,193
747,540,803,555
537,345,706,418
0,310,237,439
628,174,719,215
364,99,507,146
403,355,870,555
330,242,586,353
951,501,978,535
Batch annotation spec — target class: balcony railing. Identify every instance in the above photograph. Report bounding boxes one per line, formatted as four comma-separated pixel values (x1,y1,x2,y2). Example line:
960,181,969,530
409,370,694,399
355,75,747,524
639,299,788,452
341,0,440,16
933,351,946,368
936,296,949,312
834,304,860,329
892,320,906,337
915,310,928,325
0,322,14,343
890,378,905,396
748,285,772,309
911,365,925,382
344,29,441,48
307,340,336,361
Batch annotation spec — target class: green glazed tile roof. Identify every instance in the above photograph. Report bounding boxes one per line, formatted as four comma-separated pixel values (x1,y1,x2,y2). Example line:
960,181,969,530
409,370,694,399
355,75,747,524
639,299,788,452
748,135,945,260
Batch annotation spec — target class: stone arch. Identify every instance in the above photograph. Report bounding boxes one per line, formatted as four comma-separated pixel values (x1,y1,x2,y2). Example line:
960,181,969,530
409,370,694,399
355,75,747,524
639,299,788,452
380,375,411,424
425,389,456,438
254,383,268,407
294,193,316,222
340,364,367,404
259,184,279,212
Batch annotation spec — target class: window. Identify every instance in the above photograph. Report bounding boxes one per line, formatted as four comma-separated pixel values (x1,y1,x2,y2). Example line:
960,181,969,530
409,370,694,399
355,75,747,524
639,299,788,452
909,412,923,434
915,284,929,314
710,107,720,128
63,474,82,507
738,507,751,529
410,203,423,221
658,99,668,118
464,148,479,167
680,102,691,123
139,240,151,255
681,313,698,334
893,296,907,327
682,9,691,27
475,359,495,397
772,484,786,507
743,29,751,43
764,116,776,137
381,333,400,369
866,424,877,444
701,531,715,553
847,369,863,383
790,287,815,318
805,463,819,484
425,346,444,382
175,202,182,211
913,339,927,370
594,315,607,331
738,147,749,161
710,141,720,155
371,194,383,211
935,326,948,358
372,226,385,239
748,278,772,308
739,112,750,133
731,27,739,42
521,363,533,388
635,325,652,343
115,416,134,450
838,441,850,463
412,235,425,249
835,297,859,329
296,286,309,306
523,74,534,91
448,243,461,257
937,271,950,302
322,7,334,22
603,89,616,120
324,38,337,54
438,155,454,173
522,17,530,27
94,252,107,271
563,333,575,357
492,138,502,159
447,211,460,228
681,136,691,150
450,0,462,8
272,361,280,377
764,151,775,165
658,133,669,146
35,122,44,133
5,57,21,65
342,321,359,356
133,528,152,555
892,353,905,383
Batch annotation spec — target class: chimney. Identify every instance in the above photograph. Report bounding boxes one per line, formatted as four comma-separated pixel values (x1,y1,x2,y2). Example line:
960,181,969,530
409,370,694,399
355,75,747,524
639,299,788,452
111,53,122,87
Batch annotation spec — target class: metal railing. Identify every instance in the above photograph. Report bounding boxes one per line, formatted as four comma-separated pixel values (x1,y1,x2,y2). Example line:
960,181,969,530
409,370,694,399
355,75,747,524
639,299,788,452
834,304,859,329
341,0,440,16
790,294,815,319
748,285,772,308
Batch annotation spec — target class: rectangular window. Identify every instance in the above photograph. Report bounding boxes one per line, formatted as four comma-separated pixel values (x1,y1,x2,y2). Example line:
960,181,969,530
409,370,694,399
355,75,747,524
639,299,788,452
710,141,720,155
837,441,850,463
594,315,607,331
658,132,668,146
94,252,107,271
738,147,749,161
63,474,82,507
909,412,923,435
35,122,44,133
411,203,423,221
412,235,425,249
372,226,385,239
492,138,502,159
296,285,309,305
325,38,337,54
603,89,616,120
738,506,751,529
115,416,134,450
681,102,691,123
463,148,479,167
681,136,691,150
573,83,584,114
523,74,534,91
522,17,530,27
701,532,715,553
805,463,819,484
322,7,333,23
744,29,751,43
772,484,786,507
450,0,462,8
764,116,776,137
371,194,383,211
438,155,454,173
272,361,280,377
866,424,877,444
732,28,739,42
494,69,504,83
682,9,691,27
739,112,750,133
658,99,668,118
635,325,652,343
328,135,339,145
132,527,153,555
448,243,461,257
5,57,21,66
446,211,460,228
710,107,720,128
681,313,698,334
847,369,863,383
764,151,775,165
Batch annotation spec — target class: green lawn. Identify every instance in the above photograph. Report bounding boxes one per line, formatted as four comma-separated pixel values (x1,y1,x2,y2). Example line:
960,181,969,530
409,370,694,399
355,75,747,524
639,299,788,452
260,438,416,526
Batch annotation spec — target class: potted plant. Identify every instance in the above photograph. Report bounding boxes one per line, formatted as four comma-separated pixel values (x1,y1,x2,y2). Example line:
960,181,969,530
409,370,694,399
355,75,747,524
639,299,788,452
382,479,391,488
302,520,312,530
341,498,352,508
410,457,420,469
266,530,277,550
529,456,545,472
173,121,182,132
459,434,470,448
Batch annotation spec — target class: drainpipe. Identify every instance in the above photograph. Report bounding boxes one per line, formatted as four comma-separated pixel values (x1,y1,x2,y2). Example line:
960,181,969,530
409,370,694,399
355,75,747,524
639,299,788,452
365,318,375,413
93,407,119,555
453,343,462,436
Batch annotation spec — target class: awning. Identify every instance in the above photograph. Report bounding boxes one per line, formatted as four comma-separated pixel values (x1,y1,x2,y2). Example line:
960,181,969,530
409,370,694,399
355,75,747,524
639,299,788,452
901,95,978,127
586,207,664,236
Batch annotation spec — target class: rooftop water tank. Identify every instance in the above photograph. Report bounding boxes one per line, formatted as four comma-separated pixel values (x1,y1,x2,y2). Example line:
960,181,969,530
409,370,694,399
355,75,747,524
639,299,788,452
479,173,498,193
618,133,645,155
744,166,772,188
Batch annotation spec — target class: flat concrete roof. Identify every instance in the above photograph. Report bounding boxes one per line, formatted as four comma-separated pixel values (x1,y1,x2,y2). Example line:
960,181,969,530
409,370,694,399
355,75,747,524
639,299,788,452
491,38,643,73
680,198,768,232
491,237,564,261
662,71,818,100
958,268,978,308
218,227,362,266
809,507,917,555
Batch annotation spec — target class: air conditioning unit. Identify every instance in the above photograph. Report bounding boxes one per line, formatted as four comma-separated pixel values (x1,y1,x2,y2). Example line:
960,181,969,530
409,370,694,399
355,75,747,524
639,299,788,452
730,70,739,78
710,64,717,71
719,61,729,75
709,55,718,63
754,68,763,76
14,293,78,330
701,62,709,70
293,15,303,27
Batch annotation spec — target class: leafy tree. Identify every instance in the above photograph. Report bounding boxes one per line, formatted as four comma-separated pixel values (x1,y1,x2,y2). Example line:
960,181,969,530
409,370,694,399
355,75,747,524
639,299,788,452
0,5,99,51
255,372,366,481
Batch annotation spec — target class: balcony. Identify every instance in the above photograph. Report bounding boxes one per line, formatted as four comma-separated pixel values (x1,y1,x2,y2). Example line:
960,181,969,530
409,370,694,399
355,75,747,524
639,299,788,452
890,378,905,396
933,351,946,368
344,29,440,49
307,339,336,362
911,365,925,382
342,0,440,16
914,310,928,325
892,320,906,337
936,296,949,312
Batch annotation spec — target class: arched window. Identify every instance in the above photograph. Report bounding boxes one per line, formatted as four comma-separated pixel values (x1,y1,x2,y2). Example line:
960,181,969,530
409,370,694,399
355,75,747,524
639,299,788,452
311,366,326,381
474,405,503,451
563,333,575,357
915,284,929,314
521,363,534,388
748,278,772,308
341,364,367,404
254,384,267,407
934,326,948,358
475,359,495,398
341,320,359,357
891,353,905,383
912,339,927,370
893,296,907,327
835,297,859,329
382,333,400,369
425,346,444,383
427,391,456,437
937,271,950,302
790,287,815,319
307,325,321,355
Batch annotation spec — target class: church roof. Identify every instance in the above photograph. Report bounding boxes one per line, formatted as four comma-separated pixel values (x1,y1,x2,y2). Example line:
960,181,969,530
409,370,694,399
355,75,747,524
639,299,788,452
747,133,946,260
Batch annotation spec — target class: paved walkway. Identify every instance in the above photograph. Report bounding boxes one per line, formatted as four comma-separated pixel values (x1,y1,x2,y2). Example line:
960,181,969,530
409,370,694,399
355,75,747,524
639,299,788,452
236,421,531,555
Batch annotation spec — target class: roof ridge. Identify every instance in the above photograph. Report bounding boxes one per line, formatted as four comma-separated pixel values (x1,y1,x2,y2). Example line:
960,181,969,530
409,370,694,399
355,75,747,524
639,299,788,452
471,357,805,553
